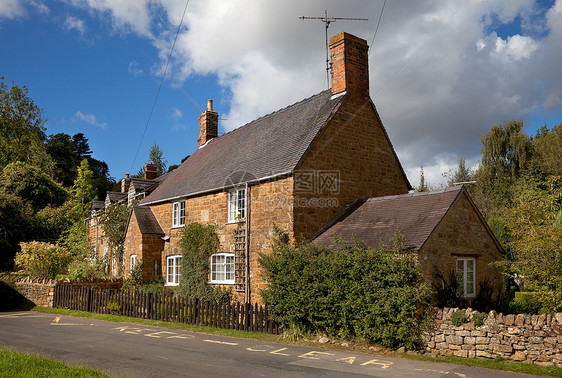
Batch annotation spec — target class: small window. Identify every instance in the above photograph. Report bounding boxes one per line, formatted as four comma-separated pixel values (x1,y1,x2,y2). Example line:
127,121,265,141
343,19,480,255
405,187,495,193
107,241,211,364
130,254,137,271
154,260,161,277
210,253,235,284
457,258,475,297
172,201,186,227
228,188,246,223
166,255,182,286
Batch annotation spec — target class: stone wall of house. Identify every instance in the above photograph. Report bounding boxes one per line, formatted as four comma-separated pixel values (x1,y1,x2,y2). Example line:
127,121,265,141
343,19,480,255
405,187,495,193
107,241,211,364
425,307,562,367
418,191,503,302
142,177,294,304
294,97,410,241
123,209,142,277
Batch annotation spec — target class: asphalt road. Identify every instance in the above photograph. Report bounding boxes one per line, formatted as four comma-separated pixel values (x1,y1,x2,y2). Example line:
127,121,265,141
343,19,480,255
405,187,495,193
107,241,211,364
0,311,539,377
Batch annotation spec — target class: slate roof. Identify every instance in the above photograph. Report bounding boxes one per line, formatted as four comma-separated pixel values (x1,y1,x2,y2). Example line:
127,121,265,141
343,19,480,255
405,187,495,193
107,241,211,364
313,186,465,251
130,178,157,192
132,206,165,235
91,201,104,211
106,191,127,204
140,90,345,205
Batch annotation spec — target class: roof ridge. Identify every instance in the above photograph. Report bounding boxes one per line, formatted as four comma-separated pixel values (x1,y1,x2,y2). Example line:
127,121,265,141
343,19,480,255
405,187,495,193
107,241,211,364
367,185,463,202
206,90,331,144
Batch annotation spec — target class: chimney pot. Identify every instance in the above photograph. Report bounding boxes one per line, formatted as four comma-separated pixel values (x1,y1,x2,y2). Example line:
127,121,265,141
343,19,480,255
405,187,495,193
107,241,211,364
144,163,157,180
198,99,219,148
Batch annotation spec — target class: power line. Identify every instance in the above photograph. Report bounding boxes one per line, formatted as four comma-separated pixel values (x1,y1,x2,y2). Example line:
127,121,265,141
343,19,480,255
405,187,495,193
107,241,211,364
369,0,387,55
129,0,190,174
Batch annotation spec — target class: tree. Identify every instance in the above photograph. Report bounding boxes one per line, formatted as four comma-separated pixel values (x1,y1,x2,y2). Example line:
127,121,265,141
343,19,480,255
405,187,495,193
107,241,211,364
0,80,54,173
0,161,68,212
46,133,79,187
445,157,473,186
416,165,430,192
15,241,72,279
72,133,92,161
533,124,562,176
68,159,96,221
0,192,33,271
99,203,129,276
148,142,167,176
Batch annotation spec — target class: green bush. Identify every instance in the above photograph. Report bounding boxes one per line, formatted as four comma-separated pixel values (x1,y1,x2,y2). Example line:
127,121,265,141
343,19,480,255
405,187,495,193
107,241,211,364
259,229,431,349
177,222,230,302
451,309,467,326
472,311,487,327
508,291,543,314
68,256,107,279
15,241,72,279
122,261,144,294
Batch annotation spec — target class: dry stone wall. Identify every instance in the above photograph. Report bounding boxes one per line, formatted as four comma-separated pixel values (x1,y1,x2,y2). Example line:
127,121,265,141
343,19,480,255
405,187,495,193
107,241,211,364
425,307,562,367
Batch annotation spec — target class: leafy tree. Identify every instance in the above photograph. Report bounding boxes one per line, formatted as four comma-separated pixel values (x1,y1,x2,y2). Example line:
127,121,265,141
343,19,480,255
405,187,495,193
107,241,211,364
99,203,129,276
0,192,33,271
68,159,96,221
502,174,562,310
416,165,430,192
59,221,91,258
87,157,115,200
0,161,67,212
0,80,54,173
46,133,79,187
533,124,562,176
148,142,167,176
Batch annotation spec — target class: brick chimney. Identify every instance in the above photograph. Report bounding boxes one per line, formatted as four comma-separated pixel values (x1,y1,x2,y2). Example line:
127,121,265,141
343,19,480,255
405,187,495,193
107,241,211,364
198,99,218,148
121,173,130,193
329,32,370,102
144,163,157,180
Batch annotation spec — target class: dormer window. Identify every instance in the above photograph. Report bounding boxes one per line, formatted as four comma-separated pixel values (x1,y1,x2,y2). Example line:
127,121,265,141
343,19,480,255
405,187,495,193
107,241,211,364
172,201,186,228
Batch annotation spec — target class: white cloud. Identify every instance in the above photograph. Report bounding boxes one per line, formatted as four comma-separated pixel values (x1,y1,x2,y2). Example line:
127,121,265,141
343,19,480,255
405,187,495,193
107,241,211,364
65,0,562,187
65,16,85,35
74,111,107,129
170,107,182,119
0,0,25,19
128,60,143,76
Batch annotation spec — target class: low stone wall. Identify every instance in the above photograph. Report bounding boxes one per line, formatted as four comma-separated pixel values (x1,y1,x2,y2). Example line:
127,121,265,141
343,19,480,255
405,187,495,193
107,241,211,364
425,307,562,367
0,275,57,307
0,275,122,308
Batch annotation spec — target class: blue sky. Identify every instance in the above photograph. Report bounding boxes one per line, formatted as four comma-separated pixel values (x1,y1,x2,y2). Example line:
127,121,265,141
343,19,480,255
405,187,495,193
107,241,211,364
1,0,561,187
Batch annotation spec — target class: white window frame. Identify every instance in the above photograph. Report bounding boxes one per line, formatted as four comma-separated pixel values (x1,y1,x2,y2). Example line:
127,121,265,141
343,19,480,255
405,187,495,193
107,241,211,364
166,255,182,286
172,201,186,228
227,188,246,223
457,257,476,298
130,254,137,271
210,253,235,284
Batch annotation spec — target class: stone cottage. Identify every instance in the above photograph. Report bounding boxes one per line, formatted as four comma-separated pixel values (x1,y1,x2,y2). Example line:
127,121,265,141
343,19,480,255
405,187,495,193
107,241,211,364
123,32,412,303
120,32,503,305
313,186,504,303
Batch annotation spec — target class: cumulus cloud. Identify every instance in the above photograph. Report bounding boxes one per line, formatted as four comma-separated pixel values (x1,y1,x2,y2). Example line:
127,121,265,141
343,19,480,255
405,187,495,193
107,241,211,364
74,111,107,129
65,0,562,187
0,0,26,19
65,16,85,35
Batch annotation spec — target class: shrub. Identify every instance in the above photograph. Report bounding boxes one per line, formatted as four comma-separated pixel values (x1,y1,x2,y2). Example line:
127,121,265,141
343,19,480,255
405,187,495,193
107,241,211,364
67,256,107,279
472,311,487,327
508,291,543,314
177,222,230,302
451,309,467,326
259,229,431,349
15,241,72,279
122,261,144,293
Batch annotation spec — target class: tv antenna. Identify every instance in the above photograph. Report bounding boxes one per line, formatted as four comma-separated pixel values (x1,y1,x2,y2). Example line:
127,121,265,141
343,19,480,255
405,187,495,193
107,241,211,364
300,10,368,86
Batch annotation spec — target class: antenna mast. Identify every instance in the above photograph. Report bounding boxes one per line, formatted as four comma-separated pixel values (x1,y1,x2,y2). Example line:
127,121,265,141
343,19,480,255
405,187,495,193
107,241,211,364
300,10,368,86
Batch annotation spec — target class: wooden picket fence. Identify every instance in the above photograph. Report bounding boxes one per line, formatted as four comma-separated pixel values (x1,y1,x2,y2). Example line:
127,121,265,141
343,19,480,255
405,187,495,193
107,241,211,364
53,285,280,334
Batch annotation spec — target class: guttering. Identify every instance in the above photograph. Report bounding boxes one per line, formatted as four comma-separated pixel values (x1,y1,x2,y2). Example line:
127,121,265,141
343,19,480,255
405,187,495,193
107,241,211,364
140,169,293,206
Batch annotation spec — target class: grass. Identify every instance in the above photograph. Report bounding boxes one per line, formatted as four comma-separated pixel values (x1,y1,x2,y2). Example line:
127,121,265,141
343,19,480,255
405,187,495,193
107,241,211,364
34,307,562,377
0,348,110,378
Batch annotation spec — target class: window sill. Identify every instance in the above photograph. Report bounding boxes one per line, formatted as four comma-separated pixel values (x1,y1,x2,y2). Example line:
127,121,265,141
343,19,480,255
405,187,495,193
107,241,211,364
166,282,179,287
171,225,185,229
209,281,235,285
